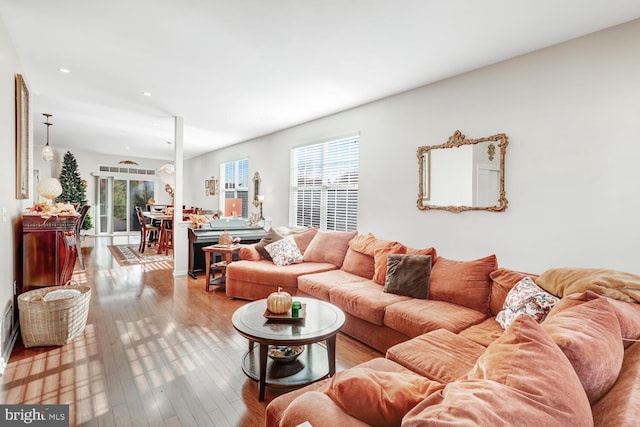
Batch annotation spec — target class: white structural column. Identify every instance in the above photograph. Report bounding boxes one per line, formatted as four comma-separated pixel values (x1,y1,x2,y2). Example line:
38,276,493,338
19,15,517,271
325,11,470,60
172,116,188,276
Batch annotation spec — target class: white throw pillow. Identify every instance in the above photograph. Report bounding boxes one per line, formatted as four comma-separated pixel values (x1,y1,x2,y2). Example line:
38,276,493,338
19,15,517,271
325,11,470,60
43,289,81,301
496,277,559,329
265,235,304,267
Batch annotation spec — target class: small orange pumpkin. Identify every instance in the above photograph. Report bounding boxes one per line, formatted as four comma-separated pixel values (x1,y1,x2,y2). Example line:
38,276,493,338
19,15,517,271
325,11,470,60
267,287,293,314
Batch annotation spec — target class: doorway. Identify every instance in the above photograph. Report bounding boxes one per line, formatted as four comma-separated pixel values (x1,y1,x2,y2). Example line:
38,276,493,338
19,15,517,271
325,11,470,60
96,176,155,234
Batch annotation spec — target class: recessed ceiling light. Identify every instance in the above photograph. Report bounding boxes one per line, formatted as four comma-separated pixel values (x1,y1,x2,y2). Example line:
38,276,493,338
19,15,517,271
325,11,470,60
58,68,71,73
143,92,152,96
125,146,130,150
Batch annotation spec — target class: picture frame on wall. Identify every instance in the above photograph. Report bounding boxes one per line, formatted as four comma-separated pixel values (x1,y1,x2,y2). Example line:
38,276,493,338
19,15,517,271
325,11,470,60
15,73,29,200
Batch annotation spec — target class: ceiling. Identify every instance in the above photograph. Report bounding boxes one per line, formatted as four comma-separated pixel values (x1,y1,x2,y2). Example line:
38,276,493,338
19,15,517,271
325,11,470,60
2,1,640,161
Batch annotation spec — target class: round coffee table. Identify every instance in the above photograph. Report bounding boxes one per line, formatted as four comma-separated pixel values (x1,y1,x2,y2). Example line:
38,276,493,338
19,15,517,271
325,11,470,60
231,297,345,401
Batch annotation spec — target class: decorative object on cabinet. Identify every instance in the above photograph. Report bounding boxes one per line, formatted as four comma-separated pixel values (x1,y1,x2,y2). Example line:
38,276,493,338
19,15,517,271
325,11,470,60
41,113,54,162
37,177,63,202
15,73,30,199
417,130,509,213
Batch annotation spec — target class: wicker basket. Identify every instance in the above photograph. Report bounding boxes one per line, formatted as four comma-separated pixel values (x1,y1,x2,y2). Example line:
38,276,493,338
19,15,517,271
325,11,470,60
18,281,91,347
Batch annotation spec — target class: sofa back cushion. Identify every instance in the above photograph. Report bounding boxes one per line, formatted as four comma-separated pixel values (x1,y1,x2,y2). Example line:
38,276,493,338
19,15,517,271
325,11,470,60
303,230,357,267
489,268,539,316
542,297,624,404
551,291,640,348
536,267,640,303
429,255,497,315
402,315,593,427
341,247,375,279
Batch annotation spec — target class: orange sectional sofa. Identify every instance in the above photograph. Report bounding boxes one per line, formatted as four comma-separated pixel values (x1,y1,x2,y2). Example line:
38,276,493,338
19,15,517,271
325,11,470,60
225,228,640,425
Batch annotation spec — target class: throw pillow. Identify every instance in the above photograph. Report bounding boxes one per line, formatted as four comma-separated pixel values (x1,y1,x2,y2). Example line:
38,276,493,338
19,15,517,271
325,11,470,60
323,367,445,426
489,268,539,316
402,315,593,427
372,242,407,285
495,277,559,329
291,227,318,255
238,244,262,261
264,235,304,267
428,255,497,315
384,254,432,299
542,297,624,404
254,228,283,261
303,230,357,267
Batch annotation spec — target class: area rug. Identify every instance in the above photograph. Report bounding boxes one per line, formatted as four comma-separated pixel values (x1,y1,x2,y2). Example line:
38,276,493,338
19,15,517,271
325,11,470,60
107,244,173,266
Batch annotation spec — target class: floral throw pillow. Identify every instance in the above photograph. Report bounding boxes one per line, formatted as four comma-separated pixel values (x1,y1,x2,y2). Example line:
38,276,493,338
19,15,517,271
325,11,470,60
496,277,560,329
265,235,304,267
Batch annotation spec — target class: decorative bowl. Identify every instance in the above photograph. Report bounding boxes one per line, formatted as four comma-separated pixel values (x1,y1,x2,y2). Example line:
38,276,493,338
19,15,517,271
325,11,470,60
268,345,304,363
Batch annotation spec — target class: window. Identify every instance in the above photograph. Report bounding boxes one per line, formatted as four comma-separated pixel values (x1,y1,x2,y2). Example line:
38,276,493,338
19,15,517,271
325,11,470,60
220,159,249,217
289,135,359,231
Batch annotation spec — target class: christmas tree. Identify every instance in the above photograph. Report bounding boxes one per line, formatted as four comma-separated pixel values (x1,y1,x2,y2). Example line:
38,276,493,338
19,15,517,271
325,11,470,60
57,151,93,230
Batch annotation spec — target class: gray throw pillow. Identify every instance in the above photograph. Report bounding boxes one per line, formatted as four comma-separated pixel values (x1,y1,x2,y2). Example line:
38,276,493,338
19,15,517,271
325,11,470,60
384,254,432,299
254,228,283,260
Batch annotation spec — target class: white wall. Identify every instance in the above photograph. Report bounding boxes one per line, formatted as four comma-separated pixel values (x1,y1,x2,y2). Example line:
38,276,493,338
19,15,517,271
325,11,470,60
0,17,32,360
185,19,640,275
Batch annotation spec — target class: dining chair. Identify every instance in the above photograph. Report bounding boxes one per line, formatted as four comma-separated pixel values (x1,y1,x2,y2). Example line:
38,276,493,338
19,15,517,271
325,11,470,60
135,206,160,253
75,205,91,269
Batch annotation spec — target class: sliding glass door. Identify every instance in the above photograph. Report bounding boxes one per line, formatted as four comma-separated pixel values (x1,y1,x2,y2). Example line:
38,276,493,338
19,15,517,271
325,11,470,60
96,176,155,234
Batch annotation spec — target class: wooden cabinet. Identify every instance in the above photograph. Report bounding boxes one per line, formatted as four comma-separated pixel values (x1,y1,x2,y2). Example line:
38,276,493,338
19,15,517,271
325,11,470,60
22,214,78,291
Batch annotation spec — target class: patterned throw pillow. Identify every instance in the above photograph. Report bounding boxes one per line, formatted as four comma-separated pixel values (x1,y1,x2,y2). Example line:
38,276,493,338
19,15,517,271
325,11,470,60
265,235,304,267
496,277,560,329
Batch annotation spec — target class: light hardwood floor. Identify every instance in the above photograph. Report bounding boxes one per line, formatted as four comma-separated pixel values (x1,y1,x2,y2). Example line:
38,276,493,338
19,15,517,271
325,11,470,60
2,236,381,426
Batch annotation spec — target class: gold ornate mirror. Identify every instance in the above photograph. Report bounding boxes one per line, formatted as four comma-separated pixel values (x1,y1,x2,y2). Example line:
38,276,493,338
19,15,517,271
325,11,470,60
417,130,508,212
252,171,261,207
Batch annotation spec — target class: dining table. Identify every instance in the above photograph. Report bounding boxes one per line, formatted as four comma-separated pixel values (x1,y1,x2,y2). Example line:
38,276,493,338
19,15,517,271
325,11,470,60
143,210,174,254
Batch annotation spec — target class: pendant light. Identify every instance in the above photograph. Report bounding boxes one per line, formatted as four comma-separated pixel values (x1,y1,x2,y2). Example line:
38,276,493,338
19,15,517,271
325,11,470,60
41,113,54,161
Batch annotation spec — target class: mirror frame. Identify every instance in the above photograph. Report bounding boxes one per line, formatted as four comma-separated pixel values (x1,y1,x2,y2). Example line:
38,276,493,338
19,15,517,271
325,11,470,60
252,171,261,207
417,130,509,213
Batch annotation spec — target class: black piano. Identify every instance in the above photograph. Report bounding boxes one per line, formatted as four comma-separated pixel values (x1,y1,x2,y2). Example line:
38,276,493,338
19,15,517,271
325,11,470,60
187,219,267,278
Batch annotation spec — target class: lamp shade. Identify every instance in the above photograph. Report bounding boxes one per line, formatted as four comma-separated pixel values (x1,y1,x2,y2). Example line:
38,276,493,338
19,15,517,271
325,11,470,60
158,163,175,174
41,144,54,161
37,177,62,200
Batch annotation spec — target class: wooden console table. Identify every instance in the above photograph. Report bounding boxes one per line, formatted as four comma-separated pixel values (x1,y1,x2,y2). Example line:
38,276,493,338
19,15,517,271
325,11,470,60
22,214,79,291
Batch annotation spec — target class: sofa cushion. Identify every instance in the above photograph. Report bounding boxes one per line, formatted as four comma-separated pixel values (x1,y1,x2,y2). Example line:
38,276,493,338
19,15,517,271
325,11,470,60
489,268,539,316
303,230,357,267
323,367,444,427
429,254,497,315
536,267,640,303
592,342,640,426
226,260,336,288
383,254,432,299
329,281,410,325
402,315,593,427
254,228,283,260
496,276,559,329
458,317,504,347
264,235,304,267
266,357,413,427
551,291,640,348
280,391,368,427
383,299,487,338
298,270,370,301
340,247,375,279
386,329,486,383
542,297,624,404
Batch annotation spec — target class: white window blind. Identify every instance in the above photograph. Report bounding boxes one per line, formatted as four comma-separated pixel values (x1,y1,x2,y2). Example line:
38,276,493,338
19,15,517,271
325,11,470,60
289,136,359,231
220,159,249,217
